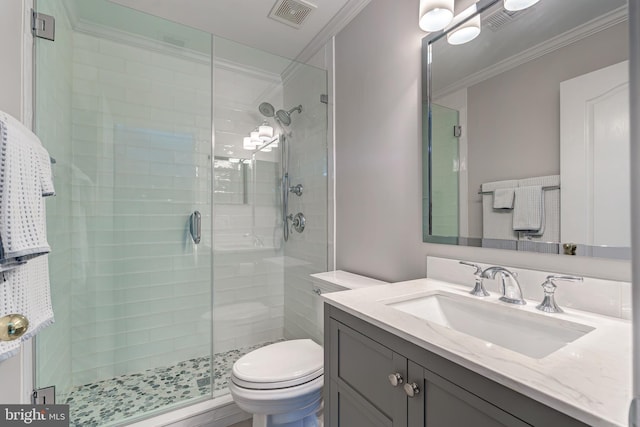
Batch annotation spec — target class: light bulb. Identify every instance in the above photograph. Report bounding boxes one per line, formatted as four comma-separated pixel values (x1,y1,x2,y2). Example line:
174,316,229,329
419,0,454,32
446,4,481,45
243,137,255,150
258,123,274,141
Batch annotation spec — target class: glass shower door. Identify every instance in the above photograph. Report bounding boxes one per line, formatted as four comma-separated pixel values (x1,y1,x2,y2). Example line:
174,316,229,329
33,0,213,425
430,103,460,237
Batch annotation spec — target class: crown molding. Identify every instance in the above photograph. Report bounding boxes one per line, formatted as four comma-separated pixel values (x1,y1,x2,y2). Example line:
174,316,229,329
71,19,283,86
294,0,371,66
434,6,628,99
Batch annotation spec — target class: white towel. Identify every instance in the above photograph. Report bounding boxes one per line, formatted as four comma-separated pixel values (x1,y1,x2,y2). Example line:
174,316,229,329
518,175,560,242
0,257,54,361
0,112,55,262
482,179,518,239
513,185,544,234
493,188,515,209
0,111,55,361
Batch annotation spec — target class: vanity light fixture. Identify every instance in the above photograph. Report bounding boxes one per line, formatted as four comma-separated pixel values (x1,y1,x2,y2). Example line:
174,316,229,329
503,0,539,12
243,136,257,150
419,0,454,32
446,4,481,45
258,122,274,141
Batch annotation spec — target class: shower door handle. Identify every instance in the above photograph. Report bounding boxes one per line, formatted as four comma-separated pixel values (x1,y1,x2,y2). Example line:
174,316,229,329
190,211,201,244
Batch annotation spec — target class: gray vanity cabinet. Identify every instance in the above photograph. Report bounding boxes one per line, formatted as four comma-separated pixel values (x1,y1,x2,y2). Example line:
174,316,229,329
328,317,408,426
325,304,589,427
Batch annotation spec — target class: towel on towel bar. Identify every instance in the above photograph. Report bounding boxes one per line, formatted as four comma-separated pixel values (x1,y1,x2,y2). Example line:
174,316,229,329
493,188,515,209
0,111,55,361
513,185,544,234
0,112,55,263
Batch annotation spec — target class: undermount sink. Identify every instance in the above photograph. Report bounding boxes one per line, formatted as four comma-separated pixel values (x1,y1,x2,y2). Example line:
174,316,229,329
385,292,595,359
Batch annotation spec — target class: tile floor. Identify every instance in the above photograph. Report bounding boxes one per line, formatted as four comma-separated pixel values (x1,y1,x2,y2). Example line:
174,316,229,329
65,342,274,427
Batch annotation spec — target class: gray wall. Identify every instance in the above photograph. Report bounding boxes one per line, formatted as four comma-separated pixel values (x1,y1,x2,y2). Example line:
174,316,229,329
334,0,630,283
467,22,629,237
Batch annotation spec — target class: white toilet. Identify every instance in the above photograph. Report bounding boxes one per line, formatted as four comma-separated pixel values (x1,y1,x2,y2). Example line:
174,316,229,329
229,339,324,427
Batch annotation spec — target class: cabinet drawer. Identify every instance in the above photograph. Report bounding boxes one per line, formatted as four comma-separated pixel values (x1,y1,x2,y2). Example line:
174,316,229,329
330,319,406,420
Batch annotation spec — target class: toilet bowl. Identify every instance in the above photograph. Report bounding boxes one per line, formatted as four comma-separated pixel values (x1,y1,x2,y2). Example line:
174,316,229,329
229,339,324,427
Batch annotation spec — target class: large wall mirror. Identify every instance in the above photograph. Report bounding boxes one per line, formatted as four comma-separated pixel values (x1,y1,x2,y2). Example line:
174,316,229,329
422,0,630,259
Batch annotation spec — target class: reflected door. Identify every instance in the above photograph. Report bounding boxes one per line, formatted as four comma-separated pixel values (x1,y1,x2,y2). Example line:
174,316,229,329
430,104,460,237
560,61,630,247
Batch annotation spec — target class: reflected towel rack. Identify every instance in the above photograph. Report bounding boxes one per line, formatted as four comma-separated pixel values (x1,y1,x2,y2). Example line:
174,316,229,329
478,185,560,195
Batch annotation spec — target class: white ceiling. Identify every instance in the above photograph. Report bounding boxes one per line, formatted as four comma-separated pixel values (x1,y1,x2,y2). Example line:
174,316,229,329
108,0,368,61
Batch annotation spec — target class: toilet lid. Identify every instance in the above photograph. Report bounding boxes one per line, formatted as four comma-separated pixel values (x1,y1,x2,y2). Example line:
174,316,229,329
232,339,323,390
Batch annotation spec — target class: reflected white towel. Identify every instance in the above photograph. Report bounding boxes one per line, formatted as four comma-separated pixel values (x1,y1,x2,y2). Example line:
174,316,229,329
482,179,518,239
493,188,515,209
513,185,544,234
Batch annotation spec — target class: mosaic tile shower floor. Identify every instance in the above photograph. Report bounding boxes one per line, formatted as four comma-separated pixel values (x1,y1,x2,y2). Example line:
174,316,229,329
66,342,275,427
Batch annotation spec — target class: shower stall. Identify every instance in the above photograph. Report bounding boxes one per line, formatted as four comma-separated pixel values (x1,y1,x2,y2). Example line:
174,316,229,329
32,0,328,425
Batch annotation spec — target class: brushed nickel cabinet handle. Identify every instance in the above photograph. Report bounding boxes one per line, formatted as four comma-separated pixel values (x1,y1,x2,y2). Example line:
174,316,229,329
388,373,404,387
404,382,420,397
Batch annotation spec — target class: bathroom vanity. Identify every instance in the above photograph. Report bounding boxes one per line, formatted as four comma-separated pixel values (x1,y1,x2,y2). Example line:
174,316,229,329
323,276,631,427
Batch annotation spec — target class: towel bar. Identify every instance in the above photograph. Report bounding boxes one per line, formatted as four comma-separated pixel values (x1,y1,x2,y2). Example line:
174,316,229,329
478,185,560,195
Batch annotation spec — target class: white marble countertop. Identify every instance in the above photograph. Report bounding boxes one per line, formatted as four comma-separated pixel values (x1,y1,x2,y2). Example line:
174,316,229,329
323,278,632,427
310,270,388,290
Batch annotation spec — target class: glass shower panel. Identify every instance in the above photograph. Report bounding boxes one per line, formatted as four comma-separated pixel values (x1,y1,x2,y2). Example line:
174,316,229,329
282,64,329,344
34,0,213,425
210,36,328,392
210,37,288,395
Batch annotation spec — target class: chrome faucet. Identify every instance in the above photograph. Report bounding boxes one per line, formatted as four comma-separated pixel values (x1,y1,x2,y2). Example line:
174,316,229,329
481,266,526,305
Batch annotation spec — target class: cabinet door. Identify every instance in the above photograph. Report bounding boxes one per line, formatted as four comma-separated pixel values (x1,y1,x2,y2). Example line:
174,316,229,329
410,364,531,427
328,319,408,427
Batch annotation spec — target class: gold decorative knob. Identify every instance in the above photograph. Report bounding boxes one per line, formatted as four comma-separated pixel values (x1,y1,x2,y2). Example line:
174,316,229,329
0,314,29,341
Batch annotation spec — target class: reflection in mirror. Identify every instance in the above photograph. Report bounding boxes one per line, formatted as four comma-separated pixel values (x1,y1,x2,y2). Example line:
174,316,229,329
423,0,629,259
213,156,248,204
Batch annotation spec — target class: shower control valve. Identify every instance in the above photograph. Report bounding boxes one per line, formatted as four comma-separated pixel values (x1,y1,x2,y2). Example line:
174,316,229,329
288,212,306,233
289,184,303,196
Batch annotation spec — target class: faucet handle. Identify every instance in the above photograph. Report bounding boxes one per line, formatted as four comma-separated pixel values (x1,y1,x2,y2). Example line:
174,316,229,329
546,274,583,285
459,261,489,297
459,261,482,277
536,275,583,314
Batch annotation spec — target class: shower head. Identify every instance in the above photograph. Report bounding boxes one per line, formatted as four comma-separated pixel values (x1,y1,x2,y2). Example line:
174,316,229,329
259,102,275,118
275,105,303,126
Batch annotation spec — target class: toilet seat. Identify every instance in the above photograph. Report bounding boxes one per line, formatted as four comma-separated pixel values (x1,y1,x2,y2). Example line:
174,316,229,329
231,339,323,390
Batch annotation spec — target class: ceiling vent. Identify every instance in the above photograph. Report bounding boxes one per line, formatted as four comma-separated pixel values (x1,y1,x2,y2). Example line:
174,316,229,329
483,6,533,32
268,0,317,29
